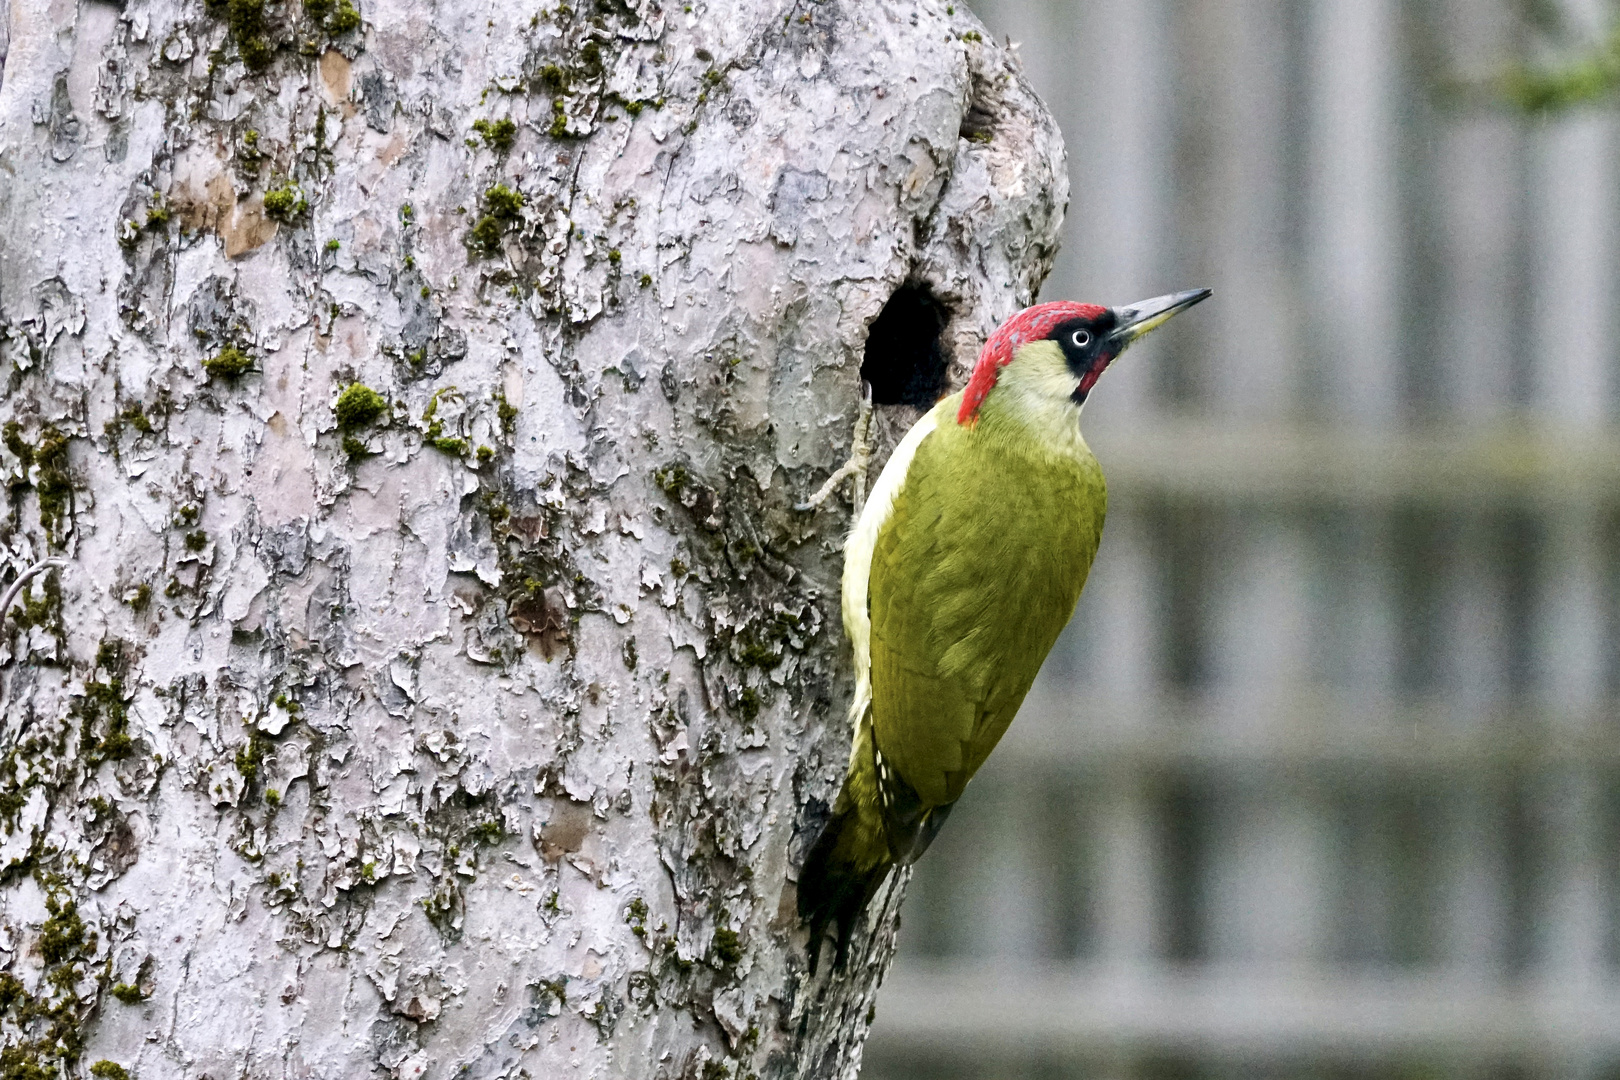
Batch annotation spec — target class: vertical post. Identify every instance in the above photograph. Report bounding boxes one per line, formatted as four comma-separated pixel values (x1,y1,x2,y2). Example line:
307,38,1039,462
1058,0,1174,418
1203,521,1327,964
1529,115,1616,427
971,771,1051,962
1190,0,1299,419
1524,2,1617,1047
1305,0,1402,427
1081,509,1167,979
1436,514,1511,972
1094,770,1164,968
1433,0,1524,422
1208,520,1313,722
1528,0,1615,427
1328,510,1398,705
1084,510,1159,715
1532,509,1606,997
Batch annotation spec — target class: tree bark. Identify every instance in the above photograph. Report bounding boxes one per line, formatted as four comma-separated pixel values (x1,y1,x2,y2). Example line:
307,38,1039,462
0,0,1063,1075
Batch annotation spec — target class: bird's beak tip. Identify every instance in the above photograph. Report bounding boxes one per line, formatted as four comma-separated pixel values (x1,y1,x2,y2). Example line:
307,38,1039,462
1108,287,1212,349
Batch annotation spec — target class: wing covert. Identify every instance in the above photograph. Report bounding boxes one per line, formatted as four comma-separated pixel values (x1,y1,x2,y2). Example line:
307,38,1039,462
865,419,1105,810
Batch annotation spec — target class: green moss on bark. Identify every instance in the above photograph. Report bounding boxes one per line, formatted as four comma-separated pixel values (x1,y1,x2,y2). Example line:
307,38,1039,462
328,0,361,32
335,383,387,429
207,0,274,70
472,118,516,151
262,182,308,222
5,423,77,545
204,346,253,380
470,184,525,256
109,984,143,1005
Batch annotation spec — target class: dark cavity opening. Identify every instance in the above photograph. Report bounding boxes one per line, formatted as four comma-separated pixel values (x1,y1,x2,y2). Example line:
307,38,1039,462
959,69,998,142
860,283,950,408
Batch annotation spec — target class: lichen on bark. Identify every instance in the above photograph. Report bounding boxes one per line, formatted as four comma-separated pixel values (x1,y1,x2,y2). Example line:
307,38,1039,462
0,0,1065,1075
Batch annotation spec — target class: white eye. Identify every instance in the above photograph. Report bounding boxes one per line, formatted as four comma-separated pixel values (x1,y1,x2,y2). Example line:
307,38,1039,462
1070,330,1092,348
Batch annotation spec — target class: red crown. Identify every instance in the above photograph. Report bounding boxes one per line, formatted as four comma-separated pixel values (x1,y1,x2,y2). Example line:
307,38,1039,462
957,302,1107,424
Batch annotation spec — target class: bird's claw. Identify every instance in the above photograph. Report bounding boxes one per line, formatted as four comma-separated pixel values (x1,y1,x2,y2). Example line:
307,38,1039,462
796,383,874,514
0,557,64,625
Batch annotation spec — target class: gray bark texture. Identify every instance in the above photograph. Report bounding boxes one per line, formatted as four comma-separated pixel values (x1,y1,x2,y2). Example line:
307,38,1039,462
0,0,1064,1075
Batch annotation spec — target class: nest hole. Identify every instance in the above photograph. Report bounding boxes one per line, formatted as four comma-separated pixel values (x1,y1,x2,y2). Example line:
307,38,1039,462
860,283,950,408
959,68,998,142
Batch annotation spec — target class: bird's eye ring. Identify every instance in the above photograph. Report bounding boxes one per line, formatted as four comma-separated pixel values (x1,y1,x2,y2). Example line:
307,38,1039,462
1070,330,1092,348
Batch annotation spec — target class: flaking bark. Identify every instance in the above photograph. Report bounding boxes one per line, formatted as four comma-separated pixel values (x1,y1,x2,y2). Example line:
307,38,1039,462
0,0,1065,1076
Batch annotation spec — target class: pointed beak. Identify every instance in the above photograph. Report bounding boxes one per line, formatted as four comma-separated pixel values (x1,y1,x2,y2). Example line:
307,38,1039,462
1106,288,1212,352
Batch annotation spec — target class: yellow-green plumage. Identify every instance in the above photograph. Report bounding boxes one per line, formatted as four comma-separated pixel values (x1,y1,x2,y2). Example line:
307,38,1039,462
800,359,1106,970
868,396,1105,810
798,289,1208,972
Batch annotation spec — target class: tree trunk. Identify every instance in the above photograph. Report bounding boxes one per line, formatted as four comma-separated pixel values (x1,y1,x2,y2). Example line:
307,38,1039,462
0,0,1063,1074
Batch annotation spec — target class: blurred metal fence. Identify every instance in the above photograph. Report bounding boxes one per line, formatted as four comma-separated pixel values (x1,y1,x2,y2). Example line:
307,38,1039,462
863,0,1620,1077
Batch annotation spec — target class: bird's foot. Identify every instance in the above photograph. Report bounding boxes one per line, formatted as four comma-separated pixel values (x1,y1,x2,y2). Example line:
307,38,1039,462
796,383,874,514
1,557,64,625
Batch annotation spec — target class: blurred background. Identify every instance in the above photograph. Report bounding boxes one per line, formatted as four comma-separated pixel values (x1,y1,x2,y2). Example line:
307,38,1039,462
863,0,1620,1078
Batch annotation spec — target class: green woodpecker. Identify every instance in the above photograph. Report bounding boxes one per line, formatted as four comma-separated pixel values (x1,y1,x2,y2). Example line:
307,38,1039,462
798,289,1212,971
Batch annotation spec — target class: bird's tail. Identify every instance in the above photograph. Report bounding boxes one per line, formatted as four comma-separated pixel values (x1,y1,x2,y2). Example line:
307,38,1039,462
796,795,892,974
797,723,895,973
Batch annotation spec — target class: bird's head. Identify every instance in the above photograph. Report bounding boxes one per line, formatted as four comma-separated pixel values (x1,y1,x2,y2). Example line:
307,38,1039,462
958,289,1212,428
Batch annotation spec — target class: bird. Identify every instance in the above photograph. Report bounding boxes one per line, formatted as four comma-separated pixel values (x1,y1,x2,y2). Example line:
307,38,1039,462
797,288,1212,972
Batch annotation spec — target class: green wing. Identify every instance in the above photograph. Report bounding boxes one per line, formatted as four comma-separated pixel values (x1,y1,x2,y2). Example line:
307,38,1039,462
866,420,1106,812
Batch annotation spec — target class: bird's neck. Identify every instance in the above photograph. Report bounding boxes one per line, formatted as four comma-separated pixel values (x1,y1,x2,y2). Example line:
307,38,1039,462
973,356,1092,464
